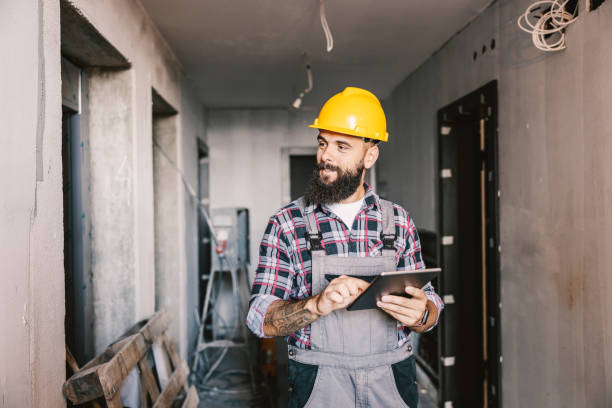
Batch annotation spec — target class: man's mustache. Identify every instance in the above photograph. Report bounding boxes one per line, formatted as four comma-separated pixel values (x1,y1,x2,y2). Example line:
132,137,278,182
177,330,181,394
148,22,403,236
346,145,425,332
316,162,340,172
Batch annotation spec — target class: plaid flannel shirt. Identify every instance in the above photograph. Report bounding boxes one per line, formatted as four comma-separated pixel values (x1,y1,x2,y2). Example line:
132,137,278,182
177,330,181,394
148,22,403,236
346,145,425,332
246,185,444,349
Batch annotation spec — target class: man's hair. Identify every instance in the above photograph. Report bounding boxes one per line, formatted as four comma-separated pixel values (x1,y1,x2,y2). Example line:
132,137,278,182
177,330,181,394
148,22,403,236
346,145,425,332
363,138,380,145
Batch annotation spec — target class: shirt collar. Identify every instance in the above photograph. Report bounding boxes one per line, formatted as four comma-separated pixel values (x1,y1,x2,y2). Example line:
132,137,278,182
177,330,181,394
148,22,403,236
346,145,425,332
303,183,381,214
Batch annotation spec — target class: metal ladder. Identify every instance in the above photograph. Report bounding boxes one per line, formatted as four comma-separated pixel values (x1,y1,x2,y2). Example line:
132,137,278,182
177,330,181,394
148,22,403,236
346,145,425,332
190,228,256,392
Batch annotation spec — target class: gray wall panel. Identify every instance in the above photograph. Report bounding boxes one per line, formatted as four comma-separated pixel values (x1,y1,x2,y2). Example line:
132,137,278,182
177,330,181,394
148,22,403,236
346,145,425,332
378,1,612,406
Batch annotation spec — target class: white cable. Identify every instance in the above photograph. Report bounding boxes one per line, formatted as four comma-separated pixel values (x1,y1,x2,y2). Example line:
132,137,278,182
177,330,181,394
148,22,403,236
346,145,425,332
292,53,313,109
320,0,334,52
517,0,578,52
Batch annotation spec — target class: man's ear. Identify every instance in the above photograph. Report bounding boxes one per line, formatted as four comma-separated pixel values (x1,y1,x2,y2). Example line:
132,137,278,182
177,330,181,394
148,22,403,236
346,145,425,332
364,144,379,170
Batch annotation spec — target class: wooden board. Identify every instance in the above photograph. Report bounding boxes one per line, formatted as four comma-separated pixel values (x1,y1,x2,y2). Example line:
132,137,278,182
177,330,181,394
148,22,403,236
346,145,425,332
64,333,148,404
152,361,189,408
139,310,171,343
63,310,191,407
138,355,161,403
181,386,199,408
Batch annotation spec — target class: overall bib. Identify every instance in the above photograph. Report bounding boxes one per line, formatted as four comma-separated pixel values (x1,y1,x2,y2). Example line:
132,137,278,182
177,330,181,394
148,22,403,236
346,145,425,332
288,198,418,408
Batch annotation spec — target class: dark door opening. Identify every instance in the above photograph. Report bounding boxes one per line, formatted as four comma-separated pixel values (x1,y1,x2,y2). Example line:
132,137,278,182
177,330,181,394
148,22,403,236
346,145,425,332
438,80,501,408
62,57,95,368
198,144,212,315
289,155,316,201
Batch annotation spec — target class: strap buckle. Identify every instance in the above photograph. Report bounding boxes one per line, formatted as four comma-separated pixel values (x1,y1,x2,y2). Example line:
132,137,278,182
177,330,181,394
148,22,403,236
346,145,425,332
381,233,396,250
307,233,324,251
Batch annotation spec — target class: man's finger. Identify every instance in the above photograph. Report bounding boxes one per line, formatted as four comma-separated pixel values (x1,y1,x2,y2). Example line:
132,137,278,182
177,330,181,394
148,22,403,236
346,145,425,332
377,301,421,320
328,291,344,303
344,280,361,296
352,278,370,290
380,295,423,310
405,286,427,299
335,284,350,298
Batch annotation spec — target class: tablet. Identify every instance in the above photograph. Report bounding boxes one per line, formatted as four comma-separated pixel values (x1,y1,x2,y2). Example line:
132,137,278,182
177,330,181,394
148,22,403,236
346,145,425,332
346,268,441,311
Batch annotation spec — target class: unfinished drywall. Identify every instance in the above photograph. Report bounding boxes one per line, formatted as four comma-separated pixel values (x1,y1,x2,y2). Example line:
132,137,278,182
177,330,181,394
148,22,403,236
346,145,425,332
207,109,317,279
0,1,64,406
378,0,612,406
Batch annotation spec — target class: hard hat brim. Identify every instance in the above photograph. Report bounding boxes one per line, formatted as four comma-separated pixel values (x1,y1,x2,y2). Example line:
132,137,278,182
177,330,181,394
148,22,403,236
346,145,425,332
308,123,388,142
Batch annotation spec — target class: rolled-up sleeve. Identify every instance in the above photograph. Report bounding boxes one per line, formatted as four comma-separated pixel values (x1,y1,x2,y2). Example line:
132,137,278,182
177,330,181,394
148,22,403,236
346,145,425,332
398,215,444,331
246,215,294,338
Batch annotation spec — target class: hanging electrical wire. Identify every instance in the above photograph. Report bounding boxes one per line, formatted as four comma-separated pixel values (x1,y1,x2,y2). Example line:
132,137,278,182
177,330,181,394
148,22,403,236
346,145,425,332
320,0,334,52
517,0,578,52
292,52,313,109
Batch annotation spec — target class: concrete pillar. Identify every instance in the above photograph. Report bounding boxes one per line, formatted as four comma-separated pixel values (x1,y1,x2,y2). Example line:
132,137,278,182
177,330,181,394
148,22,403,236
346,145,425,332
85,67,139,352
153,114,189,357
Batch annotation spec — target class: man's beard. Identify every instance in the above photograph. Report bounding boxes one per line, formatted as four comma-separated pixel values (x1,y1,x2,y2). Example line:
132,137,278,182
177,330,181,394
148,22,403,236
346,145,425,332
304,161,364,205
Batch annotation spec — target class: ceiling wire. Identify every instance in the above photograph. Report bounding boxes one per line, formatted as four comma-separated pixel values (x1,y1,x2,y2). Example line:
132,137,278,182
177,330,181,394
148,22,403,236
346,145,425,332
517,0,578,52
292,53,313,109
320,0,334,52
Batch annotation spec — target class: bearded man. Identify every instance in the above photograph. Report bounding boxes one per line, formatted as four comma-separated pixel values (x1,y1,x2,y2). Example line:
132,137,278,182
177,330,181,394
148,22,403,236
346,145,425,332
246,87,444,408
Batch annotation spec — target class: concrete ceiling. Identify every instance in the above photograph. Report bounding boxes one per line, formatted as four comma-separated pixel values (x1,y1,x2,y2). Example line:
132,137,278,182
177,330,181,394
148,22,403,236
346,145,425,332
141,0,492,109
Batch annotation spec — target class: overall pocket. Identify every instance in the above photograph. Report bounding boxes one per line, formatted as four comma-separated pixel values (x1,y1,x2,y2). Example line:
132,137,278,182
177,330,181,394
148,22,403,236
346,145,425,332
288,359,319,408
391,355,419,407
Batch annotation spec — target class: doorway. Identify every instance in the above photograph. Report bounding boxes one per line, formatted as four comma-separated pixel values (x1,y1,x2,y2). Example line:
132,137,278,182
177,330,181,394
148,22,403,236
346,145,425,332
437,80,501,408
290,154,316,201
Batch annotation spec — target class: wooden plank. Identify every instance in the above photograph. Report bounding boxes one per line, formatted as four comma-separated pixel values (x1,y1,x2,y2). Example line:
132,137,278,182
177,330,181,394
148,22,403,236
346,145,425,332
152,337,173,390
104,389,123,408
63,363,106,404
98,334,148,401
181,386,199,408
66,346,80,374
63,311,171,405
160,332,180,370
140,310,171,343
64,333,149,404
138,356,161,403
152,361,189,408
160,332,189,392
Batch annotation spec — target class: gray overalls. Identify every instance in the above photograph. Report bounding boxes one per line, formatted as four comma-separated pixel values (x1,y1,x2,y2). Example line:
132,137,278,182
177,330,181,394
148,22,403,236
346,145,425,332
288,198,418,408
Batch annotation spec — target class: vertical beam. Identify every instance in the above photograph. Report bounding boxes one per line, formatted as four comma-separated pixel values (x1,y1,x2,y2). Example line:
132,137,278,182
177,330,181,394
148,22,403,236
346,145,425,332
153,112,188,357
85,67,138,352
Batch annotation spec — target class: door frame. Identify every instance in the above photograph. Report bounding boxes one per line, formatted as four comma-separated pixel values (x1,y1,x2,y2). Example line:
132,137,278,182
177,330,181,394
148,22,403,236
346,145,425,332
437,80,501,408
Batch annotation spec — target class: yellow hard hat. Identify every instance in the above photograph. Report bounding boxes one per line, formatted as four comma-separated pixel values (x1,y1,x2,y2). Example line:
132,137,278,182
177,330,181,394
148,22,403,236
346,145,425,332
309,87,388,142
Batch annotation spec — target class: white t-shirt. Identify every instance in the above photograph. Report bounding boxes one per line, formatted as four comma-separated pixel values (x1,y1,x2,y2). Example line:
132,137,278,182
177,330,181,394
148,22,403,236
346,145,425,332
327,198,365,231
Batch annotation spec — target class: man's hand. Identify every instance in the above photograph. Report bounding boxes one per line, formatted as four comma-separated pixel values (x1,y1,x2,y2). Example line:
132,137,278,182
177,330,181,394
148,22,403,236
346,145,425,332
377,286,432,331
311,275,370,316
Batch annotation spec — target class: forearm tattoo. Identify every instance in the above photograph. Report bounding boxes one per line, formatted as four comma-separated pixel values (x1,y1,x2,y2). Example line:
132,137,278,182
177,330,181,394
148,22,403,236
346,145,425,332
263,298,318,337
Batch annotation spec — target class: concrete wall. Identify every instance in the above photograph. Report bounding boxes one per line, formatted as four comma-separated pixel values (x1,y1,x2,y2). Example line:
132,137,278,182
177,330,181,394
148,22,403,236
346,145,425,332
68,0,206,360
0,1,64,406
207,109,317,279
0,1,206,404
378,0,612,406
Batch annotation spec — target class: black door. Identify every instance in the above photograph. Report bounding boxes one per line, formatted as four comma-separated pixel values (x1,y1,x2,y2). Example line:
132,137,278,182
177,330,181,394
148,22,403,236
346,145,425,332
438,80,501,408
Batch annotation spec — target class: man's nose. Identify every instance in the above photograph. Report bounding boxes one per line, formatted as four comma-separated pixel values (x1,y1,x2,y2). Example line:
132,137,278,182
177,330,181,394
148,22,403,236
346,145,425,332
320,145,334,164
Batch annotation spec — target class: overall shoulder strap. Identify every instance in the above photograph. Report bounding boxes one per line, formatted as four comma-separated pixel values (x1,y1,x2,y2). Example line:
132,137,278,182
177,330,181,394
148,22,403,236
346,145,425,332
296,197,325,254
379,199,397,255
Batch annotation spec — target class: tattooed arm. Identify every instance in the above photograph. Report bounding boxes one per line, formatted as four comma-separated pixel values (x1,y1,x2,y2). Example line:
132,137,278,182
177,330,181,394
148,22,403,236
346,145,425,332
262,275,369,336
263,298,320,337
